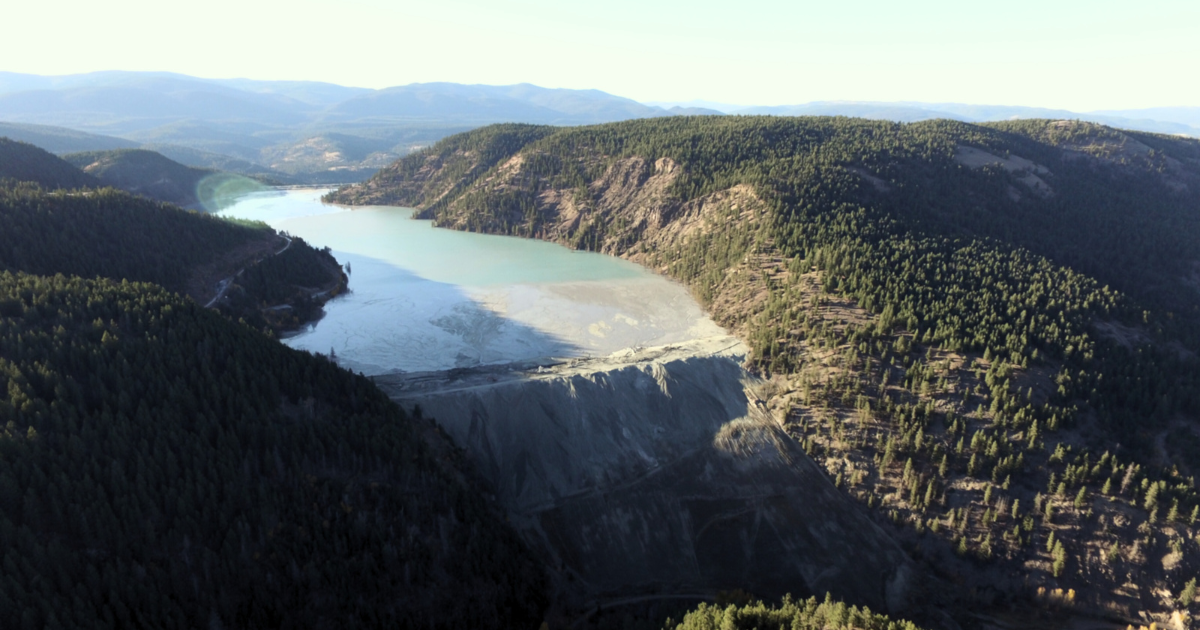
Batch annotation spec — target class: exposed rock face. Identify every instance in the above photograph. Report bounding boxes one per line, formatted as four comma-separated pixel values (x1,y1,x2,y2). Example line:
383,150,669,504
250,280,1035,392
386,344,912,612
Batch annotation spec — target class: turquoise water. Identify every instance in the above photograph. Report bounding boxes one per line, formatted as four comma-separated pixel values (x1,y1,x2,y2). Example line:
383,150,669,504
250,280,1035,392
218,189,647,286
215,188,720,374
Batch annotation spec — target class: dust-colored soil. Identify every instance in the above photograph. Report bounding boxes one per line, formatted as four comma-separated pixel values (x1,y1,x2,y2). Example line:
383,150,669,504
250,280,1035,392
955,145,1054,198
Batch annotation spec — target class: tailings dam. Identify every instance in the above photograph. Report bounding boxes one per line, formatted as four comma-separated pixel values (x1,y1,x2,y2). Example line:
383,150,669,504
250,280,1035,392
218,189,912,611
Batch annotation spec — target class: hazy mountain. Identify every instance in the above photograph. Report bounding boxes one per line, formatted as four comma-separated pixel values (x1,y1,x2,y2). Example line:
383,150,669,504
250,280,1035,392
645,99,746,113
209,77,371,107
319,82,667,125
734,101,968,122
3,71,1194,187
122,120,275,161
0,70,205,93
916,103,1200,135
733,101,1200,136
142,143,288,182
0,73,706,183
1091,106,1200,129
497,83,666,121
0,121,138,153
663,105,725,116
0,74,315,135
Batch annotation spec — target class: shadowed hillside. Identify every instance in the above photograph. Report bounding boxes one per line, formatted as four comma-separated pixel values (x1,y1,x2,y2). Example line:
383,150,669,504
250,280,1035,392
0,272,547,629
0,137,97,189
0,183,344,332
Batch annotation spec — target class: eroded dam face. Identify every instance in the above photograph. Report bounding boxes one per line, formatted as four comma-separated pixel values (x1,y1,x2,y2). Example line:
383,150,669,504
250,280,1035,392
380,338,912,612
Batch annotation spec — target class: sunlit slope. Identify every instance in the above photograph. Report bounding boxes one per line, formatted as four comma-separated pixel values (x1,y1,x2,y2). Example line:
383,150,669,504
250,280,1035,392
0,273,547,628
63,148,213,206
330,117,1200,622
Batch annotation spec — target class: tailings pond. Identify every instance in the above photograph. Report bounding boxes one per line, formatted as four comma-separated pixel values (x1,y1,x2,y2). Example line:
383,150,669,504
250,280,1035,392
217,189,726,375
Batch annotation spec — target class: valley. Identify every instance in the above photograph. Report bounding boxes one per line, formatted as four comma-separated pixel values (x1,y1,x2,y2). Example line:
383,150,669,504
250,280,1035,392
4,0,1196,624
5,112,1200,629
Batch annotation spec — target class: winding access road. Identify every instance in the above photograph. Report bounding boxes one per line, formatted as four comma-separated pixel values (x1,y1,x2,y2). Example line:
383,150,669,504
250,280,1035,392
203,235,292,308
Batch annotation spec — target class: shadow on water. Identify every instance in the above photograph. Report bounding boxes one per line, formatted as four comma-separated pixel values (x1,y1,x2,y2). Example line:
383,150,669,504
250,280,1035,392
284,250,582,376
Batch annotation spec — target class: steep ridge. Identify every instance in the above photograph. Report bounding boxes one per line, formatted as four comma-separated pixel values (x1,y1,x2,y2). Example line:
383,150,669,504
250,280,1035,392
0,137,97,189
380,340,913,615
63,148,213,206
332,117,1200,625
0,183,345,332
0,272,547,628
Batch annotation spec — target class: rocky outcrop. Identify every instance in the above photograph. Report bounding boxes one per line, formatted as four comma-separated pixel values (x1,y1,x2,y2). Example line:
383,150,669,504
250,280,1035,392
384,343,912,612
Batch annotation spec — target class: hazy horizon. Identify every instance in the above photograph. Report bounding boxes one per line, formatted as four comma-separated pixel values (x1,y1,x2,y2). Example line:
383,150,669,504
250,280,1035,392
4,0,1196,112
0,70,1193,118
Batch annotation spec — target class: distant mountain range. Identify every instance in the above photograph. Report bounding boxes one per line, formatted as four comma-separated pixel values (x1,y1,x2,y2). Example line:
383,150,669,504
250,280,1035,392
0,72,710,183
0,71,1196,184
0,135,265,209
651,100,1200,136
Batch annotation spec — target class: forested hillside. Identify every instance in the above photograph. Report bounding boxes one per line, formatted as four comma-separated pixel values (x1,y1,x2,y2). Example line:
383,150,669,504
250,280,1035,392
63,148,212,206
330,117,1200,624
0,137,97,189
0,183,262,291
0,183,344,331
0,272,547,628
663,594,923,630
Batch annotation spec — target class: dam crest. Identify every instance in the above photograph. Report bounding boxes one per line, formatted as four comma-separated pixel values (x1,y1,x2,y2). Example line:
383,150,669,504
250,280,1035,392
378,336,913,613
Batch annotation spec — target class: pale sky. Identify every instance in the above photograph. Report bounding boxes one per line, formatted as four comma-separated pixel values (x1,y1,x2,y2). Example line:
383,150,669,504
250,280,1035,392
4,0,1198,110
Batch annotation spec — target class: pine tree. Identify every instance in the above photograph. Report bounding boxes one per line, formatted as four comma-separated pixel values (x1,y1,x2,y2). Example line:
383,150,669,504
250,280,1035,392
1181,578,1197,607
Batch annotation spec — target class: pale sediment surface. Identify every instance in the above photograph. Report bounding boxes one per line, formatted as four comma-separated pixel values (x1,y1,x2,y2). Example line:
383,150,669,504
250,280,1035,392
217,189,724,374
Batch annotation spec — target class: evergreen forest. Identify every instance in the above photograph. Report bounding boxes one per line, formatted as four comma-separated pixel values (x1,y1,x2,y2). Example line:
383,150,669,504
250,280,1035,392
0,138,98,190
0,272,547,628
330,116,1200,622
0,160,549,627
